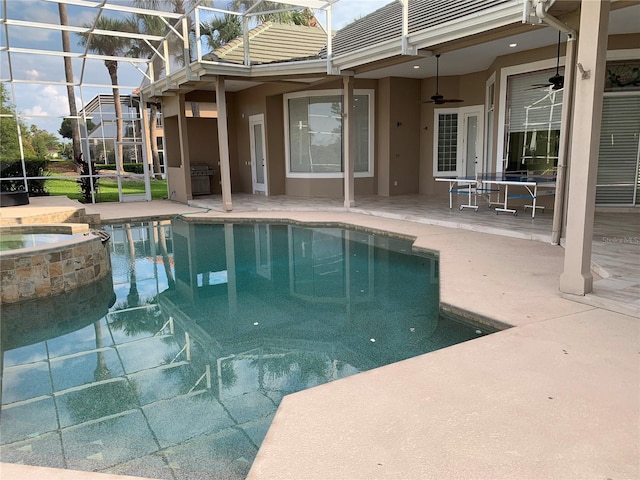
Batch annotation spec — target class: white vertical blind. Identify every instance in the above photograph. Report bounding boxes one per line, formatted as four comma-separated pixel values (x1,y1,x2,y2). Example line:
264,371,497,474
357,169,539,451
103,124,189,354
596,94,640,205
506,70,564,133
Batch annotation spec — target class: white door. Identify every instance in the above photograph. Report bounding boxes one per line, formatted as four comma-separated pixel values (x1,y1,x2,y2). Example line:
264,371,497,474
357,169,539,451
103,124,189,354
249,114,267,195
460,106,484,178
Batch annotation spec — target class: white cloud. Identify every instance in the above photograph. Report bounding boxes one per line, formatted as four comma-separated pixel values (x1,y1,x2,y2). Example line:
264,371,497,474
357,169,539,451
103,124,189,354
16,84,76,136
25,69,40,81
23,105,47,117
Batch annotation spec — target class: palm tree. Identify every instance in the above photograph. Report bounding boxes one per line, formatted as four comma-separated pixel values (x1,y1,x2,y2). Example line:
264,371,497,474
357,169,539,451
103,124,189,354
133,0,211,59
131,1,211,177
230,1,317,26
200,13,242,50
78,17,134,176
58,3,82,166
127,13,167,179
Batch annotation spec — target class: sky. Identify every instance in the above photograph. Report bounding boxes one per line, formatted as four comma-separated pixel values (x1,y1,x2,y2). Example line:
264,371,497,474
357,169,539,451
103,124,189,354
1,0,391,139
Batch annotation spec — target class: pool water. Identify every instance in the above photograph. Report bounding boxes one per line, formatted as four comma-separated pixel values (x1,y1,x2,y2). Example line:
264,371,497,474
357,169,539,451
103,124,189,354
0,220,491,479
0,232,84,251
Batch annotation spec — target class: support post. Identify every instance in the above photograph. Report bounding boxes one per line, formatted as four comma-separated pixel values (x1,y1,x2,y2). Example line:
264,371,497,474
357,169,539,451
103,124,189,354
559,0,610,295
177,94,192,202
343,75,355,208
216,75,233,212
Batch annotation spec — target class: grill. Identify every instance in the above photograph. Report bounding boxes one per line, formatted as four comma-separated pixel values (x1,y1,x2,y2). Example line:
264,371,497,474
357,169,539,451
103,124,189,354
190,164,215,195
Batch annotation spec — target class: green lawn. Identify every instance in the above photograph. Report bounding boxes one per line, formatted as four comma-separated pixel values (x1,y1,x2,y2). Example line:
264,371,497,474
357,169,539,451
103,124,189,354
46,178,168,203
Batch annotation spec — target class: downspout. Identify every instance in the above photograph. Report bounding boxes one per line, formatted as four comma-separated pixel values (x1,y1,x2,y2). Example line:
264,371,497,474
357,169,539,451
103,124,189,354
551,33,576,245
527,1,578,245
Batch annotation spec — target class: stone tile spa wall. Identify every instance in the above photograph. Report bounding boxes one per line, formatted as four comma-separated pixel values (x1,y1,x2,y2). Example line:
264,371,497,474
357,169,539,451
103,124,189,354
0,225,112,304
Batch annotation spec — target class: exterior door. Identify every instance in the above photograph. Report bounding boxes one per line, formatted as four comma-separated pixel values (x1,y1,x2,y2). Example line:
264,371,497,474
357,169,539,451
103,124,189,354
249,114,267,195
461,106,484,178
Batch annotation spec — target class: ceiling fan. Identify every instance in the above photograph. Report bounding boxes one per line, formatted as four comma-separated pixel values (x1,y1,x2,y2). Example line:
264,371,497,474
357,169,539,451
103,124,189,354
530,31,565,91
422,54,464,105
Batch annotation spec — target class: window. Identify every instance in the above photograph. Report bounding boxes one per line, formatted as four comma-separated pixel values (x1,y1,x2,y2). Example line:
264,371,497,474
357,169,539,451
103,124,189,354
504,69,563,174
596,94,640,205
435,112,458,174
284,90,374,178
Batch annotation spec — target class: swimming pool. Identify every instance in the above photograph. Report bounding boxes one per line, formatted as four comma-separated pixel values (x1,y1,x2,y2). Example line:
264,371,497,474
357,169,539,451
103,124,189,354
0,219,492,479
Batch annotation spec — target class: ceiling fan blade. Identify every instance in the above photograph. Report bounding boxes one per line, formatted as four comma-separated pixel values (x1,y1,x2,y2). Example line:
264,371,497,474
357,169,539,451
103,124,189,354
422,98,464,104
426,55,465,105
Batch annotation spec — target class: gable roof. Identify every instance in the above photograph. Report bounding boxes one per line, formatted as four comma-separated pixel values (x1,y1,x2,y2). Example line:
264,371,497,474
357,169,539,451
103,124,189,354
322,0,511,58
205,22,328,65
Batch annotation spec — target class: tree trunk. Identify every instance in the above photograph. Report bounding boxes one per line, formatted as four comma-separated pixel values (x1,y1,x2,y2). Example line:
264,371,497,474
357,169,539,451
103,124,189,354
106,60,125,176
157,223,175,289
125,223,140,307
58,4,82,166
149,103,163,179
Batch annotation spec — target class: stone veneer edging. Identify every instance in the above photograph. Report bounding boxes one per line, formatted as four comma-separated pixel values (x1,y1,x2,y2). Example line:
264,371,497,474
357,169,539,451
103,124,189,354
0,224,111,303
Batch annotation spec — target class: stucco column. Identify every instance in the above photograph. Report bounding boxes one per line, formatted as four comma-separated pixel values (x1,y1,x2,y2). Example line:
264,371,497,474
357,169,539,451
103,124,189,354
559,0,610,295
177,94,192,202
216,75,233,212
138,96,152,201
343,75,355,208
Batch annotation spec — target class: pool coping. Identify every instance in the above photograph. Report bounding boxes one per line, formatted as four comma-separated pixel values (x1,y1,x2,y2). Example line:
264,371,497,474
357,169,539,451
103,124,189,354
2,202,637,480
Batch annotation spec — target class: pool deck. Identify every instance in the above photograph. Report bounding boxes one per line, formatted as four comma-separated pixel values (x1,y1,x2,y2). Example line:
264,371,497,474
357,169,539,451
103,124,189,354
1,196,638,480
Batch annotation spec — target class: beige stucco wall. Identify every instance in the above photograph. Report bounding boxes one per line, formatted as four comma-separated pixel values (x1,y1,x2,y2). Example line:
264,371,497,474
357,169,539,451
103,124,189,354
160,31,638,204
186,117,221,195
230,78,380,197
419,71,487,195
232,82,298,194
376,77,421,196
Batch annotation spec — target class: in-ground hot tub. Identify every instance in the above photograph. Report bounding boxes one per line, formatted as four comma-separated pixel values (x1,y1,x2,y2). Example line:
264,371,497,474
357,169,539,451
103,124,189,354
0,223,112,304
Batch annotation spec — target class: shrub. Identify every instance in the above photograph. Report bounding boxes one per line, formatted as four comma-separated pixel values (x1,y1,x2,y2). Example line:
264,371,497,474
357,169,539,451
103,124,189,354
0,159,49,195
123,163,145,174
75,155,99,203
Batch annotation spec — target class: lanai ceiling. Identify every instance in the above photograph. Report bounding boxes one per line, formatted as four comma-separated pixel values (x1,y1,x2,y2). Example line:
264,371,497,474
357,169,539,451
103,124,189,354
1,0,638,134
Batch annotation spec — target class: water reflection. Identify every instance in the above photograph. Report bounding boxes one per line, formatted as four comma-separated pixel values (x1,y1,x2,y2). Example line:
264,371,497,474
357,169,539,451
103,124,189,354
1,220,486,480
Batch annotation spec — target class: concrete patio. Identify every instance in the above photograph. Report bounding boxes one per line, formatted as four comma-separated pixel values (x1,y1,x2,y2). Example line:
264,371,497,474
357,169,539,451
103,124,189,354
1,195,638,479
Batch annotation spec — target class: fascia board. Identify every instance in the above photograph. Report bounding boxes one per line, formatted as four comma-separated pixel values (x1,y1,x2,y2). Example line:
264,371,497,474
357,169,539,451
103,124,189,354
331,38,404,70
196,62,252,77
251,59,327,76
328,2,523,72
409,3,523,47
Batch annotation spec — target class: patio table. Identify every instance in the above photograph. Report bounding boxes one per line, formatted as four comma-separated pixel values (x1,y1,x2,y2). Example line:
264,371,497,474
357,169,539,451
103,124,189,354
436,173,556,218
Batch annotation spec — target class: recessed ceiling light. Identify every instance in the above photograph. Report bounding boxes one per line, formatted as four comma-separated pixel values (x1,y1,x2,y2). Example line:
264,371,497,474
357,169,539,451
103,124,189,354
413,65,420,69
509,43,517,48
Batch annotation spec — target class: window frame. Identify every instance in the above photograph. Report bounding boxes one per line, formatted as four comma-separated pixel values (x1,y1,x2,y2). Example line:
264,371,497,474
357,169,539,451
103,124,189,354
283,89,375,179
433,105,485,178
497,58,561,174
432,108,461,177
485,72,496,175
